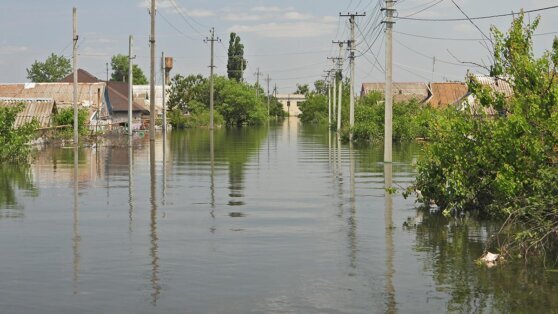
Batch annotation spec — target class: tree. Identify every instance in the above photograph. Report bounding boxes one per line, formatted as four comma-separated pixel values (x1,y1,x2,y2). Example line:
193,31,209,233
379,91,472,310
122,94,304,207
295,84,309,95
26,53,71,82
313,80,327,95
110,54,148,84
411,13,558,256
167,74,207,112
0,104,38,163
227,33,247,82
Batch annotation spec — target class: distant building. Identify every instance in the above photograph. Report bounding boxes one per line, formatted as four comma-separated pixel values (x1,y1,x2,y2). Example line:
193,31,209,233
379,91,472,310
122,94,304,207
0,81,107,128
426,82,469,108
459,74,513,115
275,93,306,116
360,82,430,103
61,69,149,128
132,85,170,116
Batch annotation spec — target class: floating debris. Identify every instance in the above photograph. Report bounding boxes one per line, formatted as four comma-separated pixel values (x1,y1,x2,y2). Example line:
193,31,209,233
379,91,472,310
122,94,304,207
229,212,246,218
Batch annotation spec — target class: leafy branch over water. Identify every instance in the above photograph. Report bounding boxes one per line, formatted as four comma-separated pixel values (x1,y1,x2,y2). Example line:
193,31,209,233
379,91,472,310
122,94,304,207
411,13,558,258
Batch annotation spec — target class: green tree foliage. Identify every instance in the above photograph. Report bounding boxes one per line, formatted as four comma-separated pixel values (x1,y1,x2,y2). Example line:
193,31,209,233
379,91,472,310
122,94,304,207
295,84,310,95
167,74,269,128
227,33,247,82
412,14,558,256
0,105,38,163
26,53,71,82
110,54,148,84
53,108,89,136
167,74,207,112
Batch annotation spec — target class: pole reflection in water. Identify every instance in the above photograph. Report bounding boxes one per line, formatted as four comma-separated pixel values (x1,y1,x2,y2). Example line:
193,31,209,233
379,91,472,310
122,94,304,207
162,130,167,206
384,162,397,313
348,142,357,269
209,130,216,233
149,140,161,305
128,142,134,232
72,146,80,295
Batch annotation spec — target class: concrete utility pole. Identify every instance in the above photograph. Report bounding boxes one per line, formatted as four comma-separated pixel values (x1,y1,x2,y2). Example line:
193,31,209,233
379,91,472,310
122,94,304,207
340,12,365,141
327,56,341,126
332,41,345,132
161,51,166,132
149,0,156,141
265,74,271,117
254,68,262,98
383,1,395,163
128,35,134,138
205,28,219,130
72,7,78,145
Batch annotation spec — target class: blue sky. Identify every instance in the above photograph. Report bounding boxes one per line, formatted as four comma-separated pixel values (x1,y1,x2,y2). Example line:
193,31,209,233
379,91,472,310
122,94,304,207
1,0,557,93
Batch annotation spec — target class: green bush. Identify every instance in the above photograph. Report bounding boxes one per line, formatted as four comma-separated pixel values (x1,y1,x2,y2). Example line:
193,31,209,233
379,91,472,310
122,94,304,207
411,14,558,257
53,107,88,135
0,104,38,163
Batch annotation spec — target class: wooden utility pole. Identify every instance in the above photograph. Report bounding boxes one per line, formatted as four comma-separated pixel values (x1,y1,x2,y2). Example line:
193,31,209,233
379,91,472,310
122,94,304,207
383,1,395,163
332,41,345,132
149,0,156,141
161,51,166,132
128,35,134,138
254,68,262,98
205,28,219,130
72,7,78,145
340,12,365,141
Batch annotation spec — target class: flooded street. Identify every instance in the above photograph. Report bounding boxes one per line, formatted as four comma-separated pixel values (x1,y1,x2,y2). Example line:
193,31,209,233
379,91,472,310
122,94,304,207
1,117,557,313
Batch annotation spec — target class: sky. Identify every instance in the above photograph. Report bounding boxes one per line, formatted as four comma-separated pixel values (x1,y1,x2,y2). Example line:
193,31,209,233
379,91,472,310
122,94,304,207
1,0,558,94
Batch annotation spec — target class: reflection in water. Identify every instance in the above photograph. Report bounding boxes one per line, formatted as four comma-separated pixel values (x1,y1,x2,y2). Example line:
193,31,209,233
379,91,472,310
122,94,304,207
149,141,161,305
384,163,396,313
209,130,216,233
348,143,357,269
0,164,36,218
128,143,134,232
162,131,167,206
72,146,81,295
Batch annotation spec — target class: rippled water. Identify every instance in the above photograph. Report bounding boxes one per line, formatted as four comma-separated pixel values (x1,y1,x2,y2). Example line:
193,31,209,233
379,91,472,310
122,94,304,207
0,118,557,313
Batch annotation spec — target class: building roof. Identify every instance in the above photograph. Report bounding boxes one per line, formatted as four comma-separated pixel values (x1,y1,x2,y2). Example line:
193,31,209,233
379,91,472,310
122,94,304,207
0,97,55,128
470,75,513,97
428,82,469,108
361,82,429,103
61,69,148,114
60,69,101,83
107,81,148,113
0,83,105,109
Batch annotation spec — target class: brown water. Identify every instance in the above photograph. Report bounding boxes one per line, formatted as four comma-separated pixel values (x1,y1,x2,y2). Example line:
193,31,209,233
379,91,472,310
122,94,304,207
0,117,557,313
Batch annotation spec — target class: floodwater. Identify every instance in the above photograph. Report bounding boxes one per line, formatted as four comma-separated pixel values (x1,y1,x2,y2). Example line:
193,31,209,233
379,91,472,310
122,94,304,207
1,117,557,313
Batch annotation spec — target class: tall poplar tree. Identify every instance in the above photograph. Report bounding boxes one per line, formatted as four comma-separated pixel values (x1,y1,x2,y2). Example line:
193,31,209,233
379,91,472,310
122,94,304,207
227,33,247,82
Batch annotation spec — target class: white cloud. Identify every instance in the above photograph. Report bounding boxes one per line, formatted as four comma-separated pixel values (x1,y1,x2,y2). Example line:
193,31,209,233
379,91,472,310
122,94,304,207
251,6,283,13
283,11,313,21
228,21,336,38
222,13,263,22
187,9,214,17
0,45,28,55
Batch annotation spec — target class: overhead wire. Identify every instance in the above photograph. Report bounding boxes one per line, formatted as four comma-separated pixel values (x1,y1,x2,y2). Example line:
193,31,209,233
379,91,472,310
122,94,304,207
396,4,558,21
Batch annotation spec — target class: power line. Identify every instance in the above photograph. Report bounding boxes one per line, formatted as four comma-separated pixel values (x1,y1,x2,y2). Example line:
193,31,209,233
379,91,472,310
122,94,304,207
395,30,558,41
401,0,445,18
396,4,558,21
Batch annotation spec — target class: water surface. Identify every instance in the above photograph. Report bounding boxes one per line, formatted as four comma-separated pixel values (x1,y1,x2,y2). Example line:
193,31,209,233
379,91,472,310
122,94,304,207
0,118,557,313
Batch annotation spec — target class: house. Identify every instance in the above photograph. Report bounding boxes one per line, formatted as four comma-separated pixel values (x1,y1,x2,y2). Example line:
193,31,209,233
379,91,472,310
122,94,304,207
0,97,56,128
275,94,306,116
61,69,149,129
132,85,169,116
0,82,107,129
459,74,513,115
426,82,469,108
360,82,430,103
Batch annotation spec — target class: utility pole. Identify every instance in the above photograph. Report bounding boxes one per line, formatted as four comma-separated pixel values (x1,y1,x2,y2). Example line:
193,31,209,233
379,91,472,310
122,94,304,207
128,35,134,138
265,74,271,117
340,12,365,141
72,7,78,145
324,71,332,126
149,0,156,141
254,68,262,99
161,51,166,132
332,41,345,132
106,62,109,81
383,1,395,163
327,56,341,127
205,28,219,130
